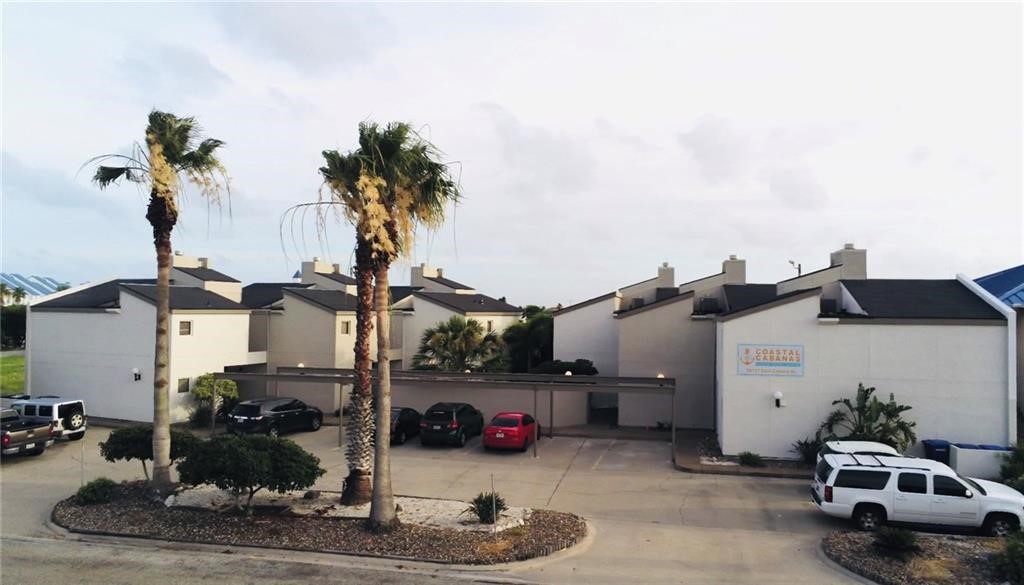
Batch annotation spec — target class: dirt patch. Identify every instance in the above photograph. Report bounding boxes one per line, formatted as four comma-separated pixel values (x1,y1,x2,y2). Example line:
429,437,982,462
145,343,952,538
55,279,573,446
53,482,587,565
823,531,1006,585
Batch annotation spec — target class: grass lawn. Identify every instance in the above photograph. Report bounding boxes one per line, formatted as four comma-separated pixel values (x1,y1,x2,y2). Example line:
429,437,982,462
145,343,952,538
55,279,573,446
1,355,25,395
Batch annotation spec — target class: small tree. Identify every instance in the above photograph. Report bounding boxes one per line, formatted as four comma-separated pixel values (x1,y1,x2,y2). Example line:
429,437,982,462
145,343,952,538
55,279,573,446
191,373,239,417
99,426,199,480
819,383,917,452
177,434,325,512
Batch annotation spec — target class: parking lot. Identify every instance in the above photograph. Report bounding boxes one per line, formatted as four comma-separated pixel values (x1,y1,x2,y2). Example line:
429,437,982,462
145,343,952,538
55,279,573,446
0,425,857,584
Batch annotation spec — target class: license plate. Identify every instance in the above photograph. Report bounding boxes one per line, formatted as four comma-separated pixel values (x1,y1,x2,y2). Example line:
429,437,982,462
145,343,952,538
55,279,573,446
24,443,35,450
496,432,504,438
432,425,441,430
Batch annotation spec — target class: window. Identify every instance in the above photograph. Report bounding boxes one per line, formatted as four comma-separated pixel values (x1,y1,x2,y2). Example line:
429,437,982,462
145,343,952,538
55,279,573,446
934,475,970,497
177,378,190,394
487,320,494,332
523,415,535,425
898,473,927,494
179,321,192,336
22,405,36,416
834,470,891,490
491,417,519,428
273,400,301,412
38,405,52,417
815,460,834,483
341,320,351,335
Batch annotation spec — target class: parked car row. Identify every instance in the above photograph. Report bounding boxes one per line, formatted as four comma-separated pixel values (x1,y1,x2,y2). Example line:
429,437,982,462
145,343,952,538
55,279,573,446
227,398,542,452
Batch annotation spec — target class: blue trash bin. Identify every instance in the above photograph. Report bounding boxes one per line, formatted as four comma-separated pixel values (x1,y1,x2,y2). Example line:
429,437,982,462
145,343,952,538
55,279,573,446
922,439,951,464
954,443,979,450
979,444,1010,451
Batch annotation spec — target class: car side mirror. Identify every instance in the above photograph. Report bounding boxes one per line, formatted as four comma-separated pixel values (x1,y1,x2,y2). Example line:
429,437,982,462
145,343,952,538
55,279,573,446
964,490,973,498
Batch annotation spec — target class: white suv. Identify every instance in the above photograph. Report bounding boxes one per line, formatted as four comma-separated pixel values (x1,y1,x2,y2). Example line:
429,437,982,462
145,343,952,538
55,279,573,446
812,453,1024,536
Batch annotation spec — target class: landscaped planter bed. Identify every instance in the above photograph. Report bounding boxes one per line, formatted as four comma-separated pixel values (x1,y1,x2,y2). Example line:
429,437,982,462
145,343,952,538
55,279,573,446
52,482,587,565
823,531,1006,585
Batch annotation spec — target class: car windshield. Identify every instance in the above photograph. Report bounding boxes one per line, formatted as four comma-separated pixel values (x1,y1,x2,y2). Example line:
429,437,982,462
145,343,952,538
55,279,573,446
233,404,262,417
425,409,453,421
491,417,519,428
959,475,987,496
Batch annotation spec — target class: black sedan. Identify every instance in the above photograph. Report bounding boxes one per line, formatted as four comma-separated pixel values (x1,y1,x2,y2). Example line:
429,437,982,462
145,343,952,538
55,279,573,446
390,407,421,445
227,398,322,437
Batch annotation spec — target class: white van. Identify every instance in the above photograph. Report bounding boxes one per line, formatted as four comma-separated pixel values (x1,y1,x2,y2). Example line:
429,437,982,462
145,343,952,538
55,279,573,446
812,453,1024,536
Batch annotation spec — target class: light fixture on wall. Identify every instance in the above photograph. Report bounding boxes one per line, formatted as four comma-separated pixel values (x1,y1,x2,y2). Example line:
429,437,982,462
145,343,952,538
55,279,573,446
773,390,784,408
297,363,305,368
131,368,141,382
656,373,665,379
464,369,471,374
564,371,573,376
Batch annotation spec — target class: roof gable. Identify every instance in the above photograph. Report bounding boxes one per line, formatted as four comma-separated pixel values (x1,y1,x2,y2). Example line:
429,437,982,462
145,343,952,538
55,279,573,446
414,292,520,314
121,284,248,311
241,283,313,309
285,288,359,312
425,275,472,290
173,266,240,283
33,278,156,310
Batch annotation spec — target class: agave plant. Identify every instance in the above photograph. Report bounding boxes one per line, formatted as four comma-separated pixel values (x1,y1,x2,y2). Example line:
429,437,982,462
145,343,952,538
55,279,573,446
819,383,917,452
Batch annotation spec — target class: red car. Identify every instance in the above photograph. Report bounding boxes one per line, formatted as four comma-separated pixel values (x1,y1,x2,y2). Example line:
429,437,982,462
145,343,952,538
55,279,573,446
482,412,540,451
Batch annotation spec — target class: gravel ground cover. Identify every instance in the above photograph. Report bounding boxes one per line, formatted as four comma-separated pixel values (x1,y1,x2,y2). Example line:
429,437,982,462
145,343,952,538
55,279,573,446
53,482,587,565
823,531,1006,585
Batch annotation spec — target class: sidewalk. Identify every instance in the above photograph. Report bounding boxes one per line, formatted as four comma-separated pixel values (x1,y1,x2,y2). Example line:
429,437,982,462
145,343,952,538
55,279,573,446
673,429,813,480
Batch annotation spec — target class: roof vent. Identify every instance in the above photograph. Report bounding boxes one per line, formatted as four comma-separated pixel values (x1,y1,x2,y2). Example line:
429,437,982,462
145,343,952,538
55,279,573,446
844,243,855,250
729,254,737,260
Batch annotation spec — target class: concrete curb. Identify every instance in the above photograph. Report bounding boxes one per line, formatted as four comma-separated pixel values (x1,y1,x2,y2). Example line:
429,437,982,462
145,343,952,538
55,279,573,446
817,540,882,585
48,502,591,574
672,457,813,480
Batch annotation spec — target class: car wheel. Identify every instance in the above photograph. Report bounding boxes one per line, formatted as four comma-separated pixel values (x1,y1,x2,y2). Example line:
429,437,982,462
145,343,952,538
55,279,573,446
457,430,467,448
519,437,529,452
984,513,1019,537
268,426,280,438
310,416,322,432
65,411,85,431
67,431,85,441
852,504,885,532
29,446,46,456
397,430,407,445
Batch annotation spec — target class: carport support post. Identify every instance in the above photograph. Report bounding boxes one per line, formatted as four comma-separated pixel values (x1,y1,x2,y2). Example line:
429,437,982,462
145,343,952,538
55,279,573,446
533,386,538,459
548,389,554,439
337,384,344,449
671,387,676,464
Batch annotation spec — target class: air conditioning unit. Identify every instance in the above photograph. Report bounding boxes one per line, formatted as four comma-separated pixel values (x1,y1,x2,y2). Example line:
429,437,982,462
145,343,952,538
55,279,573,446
696,297,721,314
629,297,645,310
820,298,839,315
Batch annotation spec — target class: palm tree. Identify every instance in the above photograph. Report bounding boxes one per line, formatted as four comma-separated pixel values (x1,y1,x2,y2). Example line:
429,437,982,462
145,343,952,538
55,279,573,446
0,283,8,306
412,316,506,372
11,287,27,305
86,110,228,493
502,306,553,372
318,150,384,507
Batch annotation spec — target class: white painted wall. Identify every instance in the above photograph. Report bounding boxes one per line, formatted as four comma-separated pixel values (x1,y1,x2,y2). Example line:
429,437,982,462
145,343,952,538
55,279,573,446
168,310,252,422
398,297,519,369
553,296,620,376
617,296,716,428
717,293,1010,459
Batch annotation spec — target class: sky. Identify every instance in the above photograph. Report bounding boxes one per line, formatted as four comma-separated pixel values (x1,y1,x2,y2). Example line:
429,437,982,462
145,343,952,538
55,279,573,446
2,2,1021,307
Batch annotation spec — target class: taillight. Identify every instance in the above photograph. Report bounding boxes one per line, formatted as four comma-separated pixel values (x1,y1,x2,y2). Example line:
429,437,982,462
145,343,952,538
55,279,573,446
824,486,833,503
448,421,459,429
49,422,57,438
1,434,9,447
419,422,427,428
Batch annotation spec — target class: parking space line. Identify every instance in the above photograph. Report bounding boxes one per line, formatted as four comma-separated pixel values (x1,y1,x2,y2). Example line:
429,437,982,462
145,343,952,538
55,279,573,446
545,439,586,507
590,439,615,471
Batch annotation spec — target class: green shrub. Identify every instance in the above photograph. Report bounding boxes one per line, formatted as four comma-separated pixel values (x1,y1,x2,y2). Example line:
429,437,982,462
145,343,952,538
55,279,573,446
188,402,214,429
697,435,722,458
818,383,917,452
1001,445,1024,492
76,477,118,504
791,436,823,464
995,531,1024,584
99,426,199,479
176,434,325,512
872,527,919,558
466,491,508,524
737,451,764,467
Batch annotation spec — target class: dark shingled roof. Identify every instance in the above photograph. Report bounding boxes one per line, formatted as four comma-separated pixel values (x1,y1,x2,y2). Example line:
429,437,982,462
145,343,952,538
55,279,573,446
121,285,248,310
285,288,359,312
414,292,520,314
614,290,693,318
723,284,778,313
552,291,618,316
173,266,240,283
426,275,472,290
841,280,1003,320
719,288,822,319
242,283,312,309
34,278,156,310
390,286,423,304
318,271,357,285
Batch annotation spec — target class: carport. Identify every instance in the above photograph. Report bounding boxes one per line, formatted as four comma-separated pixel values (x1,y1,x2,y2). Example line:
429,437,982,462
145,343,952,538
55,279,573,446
215,369,676,458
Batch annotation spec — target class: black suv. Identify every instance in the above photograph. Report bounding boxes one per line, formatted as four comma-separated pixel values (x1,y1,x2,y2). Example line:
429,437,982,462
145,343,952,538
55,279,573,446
419,402,484,447
227,398,323,437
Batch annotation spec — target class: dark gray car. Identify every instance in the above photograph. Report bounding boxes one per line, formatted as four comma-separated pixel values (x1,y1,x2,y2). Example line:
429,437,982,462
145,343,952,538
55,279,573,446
227,398,322,437
419,402,484,447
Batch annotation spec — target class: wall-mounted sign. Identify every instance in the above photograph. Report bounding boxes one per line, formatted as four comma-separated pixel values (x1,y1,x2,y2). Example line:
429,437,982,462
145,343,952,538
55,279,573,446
737,344,804,377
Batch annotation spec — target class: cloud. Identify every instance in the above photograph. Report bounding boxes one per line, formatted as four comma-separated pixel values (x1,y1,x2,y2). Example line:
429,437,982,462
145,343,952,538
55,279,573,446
678,115,750,184
907,145,930,165
768,167,828,208
118,44,229,98
1,151,132,214
208,3,389,73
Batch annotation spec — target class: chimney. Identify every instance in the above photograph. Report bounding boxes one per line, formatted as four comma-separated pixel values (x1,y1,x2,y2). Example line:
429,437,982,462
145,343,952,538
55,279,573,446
198,257,209,269
300,258,333,284
436,268,444,278
829,243,867,280
332,263,341,274
657,262,675,288
410,263,439,287
722,254,746,285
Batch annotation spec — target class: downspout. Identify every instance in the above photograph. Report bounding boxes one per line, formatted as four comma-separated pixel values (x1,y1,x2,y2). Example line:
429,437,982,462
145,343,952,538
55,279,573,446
958,274,1017,445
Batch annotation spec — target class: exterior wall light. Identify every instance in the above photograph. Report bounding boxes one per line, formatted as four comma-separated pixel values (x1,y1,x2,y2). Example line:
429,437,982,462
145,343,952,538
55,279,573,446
297,363,305,368
464,369,471,373
656,373,665,379
131,368,141,382
564,371,573,376
773,390,784,408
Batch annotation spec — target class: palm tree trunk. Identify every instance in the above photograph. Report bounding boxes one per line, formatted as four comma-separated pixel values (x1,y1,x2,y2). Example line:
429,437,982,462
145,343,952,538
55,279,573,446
369,266,398,530
146,191,176,493
341,240,374,506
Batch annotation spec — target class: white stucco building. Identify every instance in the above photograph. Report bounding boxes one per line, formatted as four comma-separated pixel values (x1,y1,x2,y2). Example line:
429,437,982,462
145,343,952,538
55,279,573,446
28,254,257,423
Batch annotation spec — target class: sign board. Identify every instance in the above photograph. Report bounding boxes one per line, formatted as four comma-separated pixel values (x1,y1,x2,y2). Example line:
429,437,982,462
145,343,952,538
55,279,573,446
737,344,804,377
